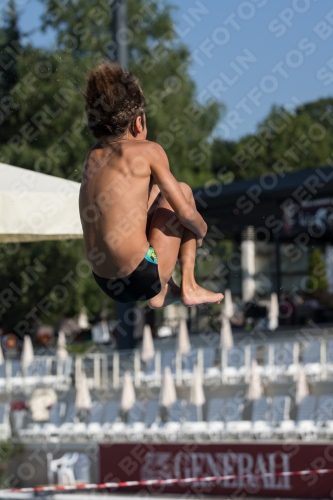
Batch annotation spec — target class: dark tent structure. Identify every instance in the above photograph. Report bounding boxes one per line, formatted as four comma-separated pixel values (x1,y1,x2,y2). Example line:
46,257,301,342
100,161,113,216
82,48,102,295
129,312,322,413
195,165,333,241
194,165,333,301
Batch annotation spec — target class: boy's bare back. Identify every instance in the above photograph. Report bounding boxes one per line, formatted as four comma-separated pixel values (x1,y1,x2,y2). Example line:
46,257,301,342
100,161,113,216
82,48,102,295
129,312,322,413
79,139,156,280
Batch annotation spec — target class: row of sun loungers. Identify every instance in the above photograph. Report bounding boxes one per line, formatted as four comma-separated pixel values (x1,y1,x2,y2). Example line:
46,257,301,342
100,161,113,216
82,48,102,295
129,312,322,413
1,339,333,394
0,358,73,392
138,340,333,384
15,394,333,442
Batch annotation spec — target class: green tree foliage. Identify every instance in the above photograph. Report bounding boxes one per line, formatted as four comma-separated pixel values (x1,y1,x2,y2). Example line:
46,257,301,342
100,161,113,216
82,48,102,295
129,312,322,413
0,0,222,332
0,0,20,127
308,248,328,293
40,0,222,184
211,99,333,181
210,139,238,183
0,440,23,487
0,10,104,331
0,0,20,95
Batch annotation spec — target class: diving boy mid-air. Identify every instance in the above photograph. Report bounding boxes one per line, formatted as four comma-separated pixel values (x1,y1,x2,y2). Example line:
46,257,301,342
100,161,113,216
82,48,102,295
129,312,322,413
79,63,224,308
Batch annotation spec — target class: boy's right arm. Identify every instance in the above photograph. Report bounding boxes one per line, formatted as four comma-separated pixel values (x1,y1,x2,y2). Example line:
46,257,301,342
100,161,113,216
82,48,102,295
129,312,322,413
148,142,207,239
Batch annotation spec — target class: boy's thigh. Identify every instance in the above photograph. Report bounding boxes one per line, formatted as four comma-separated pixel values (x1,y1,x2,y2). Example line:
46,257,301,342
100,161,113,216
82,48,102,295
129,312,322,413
146,185,162,237
147,202,183,288
147,184,161,212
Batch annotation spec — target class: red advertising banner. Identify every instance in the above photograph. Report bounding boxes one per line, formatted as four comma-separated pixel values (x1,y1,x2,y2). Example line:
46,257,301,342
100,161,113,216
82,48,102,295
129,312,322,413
99,442,333,498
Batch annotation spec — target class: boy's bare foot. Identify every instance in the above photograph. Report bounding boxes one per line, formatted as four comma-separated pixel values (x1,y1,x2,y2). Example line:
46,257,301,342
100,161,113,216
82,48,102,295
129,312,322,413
181,284,224,307
148,277,181,309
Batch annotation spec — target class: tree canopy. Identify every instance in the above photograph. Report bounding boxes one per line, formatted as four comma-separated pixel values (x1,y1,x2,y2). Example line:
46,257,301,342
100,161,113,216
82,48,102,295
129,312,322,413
212,99,333,182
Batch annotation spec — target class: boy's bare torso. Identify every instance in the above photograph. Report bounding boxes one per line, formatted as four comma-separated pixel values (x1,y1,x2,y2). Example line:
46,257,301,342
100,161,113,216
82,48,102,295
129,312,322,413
79,140,154,280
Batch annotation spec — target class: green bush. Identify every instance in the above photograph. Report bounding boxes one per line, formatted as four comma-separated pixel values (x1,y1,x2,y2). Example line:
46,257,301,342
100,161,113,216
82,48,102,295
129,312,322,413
308,248,328,293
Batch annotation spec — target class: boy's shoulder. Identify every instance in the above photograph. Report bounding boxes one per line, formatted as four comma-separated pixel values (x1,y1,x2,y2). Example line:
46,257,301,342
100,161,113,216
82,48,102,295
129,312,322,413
138,139,163,150
84,140,167,165
119,140,168,164
141,140,167,160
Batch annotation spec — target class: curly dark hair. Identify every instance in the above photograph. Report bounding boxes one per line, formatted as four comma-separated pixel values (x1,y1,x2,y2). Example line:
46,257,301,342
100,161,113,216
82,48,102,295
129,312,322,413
84,62,146,139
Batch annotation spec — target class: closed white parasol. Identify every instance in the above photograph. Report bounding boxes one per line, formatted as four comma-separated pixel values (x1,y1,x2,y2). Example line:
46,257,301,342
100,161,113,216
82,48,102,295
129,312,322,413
57,330,68,360
177,318,191,355
120,371,136,413
21,335,34,375
190,364,205,420
75,371,92,411
159,367,177,408
141,325,155,363
296,365,309,405
223,289,234,319
248,360,263,400
269,293,279,331
220,315,234,348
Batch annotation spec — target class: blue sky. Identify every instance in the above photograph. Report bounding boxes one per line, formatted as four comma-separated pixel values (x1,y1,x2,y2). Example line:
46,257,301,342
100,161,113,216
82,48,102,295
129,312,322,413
13,0,333,141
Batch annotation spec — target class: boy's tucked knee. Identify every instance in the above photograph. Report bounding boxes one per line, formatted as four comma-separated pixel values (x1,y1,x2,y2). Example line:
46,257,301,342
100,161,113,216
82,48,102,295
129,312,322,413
178,182,193,200
179,182,195,206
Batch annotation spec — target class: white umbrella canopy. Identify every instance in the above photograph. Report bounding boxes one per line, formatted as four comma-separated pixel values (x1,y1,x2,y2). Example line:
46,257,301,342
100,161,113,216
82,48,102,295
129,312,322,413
223,289,234,319
159,367,177,408
248,360,263,400
220,315,234,348
268,293,279,331
0,162,82,242
121,371,136,412
177,318,191,355
141,324,155,363
75,371,92,411
296,366,309,405
21,335,34,373
57,330,68,359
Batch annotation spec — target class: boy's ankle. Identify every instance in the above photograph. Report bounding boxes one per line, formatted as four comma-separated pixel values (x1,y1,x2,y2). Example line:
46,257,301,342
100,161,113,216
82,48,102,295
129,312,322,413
181,280,197,293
